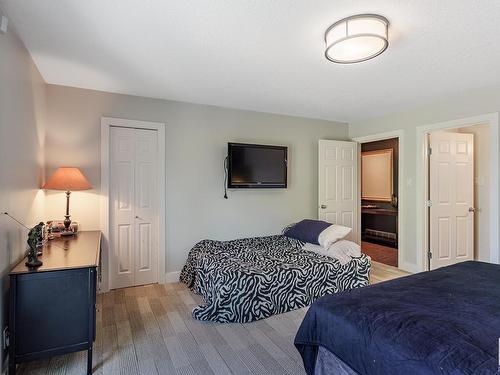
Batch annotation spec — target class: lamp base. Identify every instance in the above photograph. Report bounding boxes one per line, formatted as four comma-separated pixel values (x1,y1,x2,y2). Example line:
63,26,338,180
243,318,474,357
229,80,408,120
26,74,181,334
25,258,43,268
61,230,75,237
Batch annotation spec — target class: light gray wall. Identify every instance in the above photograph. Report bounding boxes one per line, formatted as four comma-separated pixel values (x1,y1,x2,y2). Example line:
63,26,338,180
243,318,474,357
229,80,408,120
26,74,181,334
0,10,46,368
349,86,500,270
45,85,348,273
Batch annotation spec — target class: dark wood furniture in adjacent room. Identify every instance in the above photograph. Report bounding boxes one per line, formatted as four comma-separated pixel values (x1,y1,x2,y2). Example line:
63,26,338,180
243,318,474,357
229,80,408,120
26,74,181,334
361,206,398,247
9,231,101,375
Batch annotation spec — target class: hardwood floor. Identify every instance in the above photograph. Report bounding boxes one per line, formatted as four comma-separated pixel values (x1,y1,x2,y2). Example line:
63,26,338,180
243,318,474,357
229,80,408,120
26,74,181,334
16,261,409,375
362,241,398,267
370,260,410,284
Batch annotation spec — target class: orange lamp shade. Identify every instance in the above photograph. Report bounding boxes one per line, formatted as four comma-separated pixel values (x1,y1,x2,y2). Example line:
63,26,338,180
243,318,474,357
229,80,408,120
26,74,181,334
42,167,92,191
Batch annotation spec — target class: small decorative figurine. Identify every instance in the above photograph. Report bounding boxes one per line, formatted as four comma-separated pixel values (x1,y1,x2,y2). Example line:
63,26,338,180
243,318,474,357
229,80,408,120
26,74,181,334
26,222,44,268
70,221,79,234
46,221,56,240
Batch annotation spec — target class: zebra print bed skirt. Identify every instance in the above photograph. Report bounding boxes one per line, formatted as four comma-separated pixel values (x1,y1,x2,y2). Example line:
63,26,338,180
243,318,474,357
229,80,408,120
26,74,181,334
180,235,371,323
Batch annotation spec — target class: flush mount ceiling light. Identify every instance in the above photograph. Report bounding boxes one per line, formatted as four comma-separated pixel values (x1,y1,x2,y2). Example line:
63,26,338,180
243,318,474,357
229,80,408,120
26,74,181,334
325,14,389,64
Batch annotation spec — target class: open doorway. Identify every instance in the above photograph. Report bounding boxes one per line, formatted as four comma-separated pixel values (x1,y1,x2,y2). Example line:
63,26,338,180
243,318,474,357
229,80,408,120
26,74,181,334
426,124,490,270
360,138,399,267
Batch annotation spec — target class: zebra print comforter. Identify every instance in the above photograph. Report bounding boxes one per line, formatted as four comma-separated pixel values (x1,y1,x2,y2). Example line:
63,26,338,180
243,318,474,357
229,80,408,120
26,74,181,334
180,235,371,323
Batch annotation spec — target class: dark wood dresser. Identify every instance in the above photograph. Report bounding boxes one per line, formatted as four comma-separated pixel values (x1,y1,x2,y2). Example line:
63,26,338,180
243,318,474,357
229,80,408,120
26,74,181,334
361,207,398,247
9,231,101,375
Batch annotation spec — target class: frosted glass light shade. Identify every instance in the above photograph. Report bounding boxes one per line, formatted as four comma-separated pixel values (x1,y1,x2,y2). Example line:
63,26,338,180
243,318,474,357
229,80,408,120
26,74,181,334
325,14,389,64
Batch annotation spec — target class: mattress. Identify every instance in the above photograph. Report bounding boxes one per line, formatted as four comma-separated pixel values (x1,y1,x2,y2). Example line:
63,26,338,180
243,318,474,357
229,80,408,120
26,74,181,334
180,234,371,323
295,261,500,375
314,346,358,375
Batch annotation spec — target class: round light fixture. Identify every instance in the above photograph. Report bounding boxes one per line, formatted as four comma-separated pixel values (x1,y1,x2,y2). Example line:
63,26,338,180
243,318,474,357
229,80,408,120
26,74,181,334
325,14,389,64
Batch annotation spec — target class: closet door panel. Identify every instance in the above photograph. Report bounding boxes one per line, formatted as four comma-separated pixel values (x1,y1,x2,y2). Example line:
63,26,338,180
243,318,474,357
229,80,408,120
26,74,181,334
110,127,136,289
133,129,159,286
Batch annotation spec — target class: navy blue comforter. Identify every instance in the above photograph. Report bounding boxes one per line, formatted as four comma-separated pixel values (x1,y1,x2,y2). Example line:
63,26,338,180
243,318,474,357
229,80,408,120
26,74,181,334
295,261,500,375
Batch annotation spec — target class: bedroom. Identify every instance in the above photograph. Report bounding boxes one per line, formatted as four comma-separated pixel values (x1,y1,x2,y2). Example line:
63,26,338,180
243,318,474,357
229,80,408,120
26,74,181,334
1,1,499,374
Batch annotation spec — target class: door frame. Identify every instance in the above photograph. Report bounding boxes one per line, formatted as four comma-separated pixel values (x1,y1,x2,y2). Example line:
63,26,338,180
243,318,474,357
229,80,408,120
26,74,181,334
353,130,406,271
416,112,500,272
100,117,166,292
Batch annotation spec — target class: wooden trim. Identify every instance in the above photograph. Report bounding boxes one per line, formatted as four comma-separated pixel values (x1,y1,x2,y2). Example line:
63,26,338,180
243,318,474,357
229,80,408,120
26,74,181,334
416,112,500,271
352,130,406,272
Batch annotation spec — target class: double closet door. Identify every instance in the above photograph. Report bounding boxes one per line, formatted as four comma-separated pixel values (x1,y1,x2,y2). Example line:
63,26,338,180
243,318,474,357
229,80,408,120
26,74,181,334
110,126,159,289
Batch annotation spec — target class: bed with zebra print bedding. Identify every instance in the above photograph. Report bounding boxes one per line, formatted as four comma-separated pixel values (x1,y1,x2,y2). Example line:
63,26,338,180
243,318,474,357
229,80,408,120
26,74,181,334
179,234,371,323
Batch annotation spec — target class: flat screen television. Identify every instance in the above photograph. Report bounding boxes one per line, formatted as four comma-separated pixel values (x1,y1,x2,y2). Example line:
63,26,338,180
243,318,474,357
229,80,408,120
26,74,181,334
227,143,287,188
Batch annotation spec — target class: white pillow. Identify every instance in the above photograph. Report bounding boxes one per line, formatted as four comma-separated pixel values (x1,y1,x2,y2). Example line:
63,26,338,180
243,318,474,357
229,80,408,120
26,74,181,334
318,225,352,248
302,240,360,265
302,242,329,256
329,240,361,258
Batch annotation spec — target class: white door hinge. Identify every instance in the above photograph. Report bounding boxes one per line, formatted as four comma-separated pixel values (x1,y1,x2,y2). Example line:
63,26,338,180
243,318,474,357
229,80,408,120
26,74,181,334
427,147,432,156
426,200,433,208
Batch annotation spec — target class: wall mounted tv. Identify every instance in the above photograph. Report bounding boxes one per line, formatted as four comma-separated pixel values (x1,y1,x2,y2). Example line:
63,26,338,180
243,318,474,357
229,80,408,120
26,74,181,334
227,143,288,188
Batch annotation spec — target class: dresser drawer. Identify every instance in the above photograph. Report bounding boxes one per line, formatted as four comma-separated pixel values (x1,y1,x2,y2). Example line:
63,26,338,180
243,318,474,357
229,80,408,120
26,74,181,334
11,268,95,361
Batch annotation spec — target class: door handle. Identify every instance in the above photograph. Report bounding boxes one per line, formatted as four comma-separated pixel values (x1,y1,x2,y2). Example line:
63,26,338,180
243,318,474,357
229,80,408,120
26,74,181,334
320,205,327,209
135,215,144,220
468,207,476,213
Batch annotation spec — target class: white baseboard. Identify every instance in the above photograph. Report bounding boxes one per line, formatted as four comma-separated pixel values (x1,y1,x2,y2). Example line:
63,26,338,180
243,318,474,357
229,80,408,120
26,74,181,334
165,271,181,283
399,261,420,274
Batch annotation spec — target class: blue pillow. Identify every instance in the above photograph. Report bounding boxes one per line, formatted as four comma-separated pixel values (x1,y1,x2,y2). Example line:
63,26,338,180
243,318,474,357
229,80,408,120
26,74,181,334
283,219,332,245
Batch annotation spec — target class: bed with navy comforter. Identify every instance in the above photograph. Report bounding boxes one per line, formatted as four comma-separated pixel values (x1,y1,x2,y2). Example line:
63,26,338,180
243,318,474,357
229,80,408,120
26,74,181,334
295,261,500,375
180,234,370,323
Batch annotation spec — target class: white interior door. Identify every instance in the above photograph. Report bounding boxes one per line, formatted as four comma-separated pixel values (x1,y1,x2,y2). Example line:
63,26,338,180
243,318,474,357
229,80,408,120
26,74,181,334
110,127,158,289
318,140,358,242
429,131,474,269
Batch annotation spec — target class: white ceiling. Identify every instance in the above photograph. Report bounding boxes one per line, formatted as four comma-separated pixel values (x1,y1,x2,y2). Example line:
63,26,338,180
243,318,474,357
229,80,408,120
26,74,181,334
2,0,500,122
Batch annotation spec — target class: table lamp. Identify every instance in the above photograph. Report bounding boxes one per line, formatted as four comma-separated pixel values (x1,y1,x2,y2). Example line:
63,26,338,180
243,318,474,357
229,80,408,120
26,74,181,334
42,167,92,236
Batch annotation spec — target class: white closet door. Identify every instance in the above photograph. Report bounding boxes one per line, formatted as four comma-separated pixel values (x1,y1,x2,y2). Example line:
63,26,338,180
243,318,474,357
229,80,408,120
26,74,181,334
318,140,358,242
110,127,158,289
429,131,474,269
110,127,136,289
133,129,158,286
